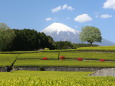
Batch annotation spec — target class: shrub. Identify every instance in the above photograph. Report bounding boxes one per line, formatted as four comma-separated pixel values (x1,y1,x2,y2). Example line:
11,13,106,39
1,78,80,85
42,57,48,60
60,56,65,60
44,48,49,50
100,59,105,62
77,58,83,61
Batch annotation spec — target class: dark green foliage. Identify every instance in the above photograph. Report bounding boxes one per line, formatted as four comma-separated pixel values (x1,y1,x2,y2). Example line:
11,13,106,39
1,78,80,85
38,32,55,49
9,29,55,51
73,43,98,48
0,23,16,51
10,29,39,50
55,41,74,49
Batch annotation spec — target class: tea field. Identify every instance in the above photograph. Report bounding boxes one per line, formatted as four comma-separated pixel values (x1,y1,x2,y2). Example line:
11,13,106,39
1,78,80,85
17,51,115,60
0,71,115,86
77,46,115,51
0,46,115,86
0,48,115,67
14,60,115,67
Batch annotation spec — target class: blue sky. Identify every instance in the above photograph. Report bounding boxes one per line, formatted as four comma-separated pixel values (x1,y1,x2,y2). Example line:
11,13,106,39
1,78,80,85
0,0,115,42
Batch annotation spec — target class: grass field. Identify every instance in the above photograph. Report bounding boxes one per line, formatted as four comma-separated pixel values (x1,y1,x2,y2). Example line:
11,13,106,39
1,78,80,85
0,54,18,67
0,71,114,86
14,60,115,67
17,51,115,60
77,46,115,51
0,47,115,86
0,50,115,67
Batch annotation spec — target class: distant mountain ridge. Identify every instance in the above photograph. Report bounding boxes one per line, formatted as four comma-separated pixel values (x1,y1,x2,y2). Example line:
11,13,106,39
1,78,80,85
41,23,115,46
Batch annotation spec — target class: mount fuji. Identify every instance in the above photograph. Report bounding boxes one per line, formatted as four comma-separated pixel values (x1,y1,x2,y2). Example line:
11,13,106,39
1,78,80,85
41,23,115,46
41,23,80,43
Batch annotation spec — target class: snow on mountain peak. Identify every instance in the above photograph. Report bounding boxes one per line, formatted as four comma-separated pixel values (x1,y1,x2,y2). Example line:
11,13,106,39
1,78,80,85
42,23,79,35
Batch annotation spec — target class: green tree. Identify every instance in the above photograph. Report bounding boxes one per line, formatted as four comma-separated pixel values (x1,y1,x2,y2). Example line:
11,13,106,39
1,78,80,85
0,23,10,30
55,41,74,49
0,23,15,51
11,29,39,51
10,29,55,51
38,32,55,49
80,26,102,46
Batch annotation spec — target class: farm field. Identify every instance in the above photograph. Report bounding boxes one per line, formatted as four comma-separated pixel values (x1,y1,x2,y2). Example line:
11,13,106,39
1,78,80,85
77,46,115,51
0,71,115,86
0,46,115,86
0,54,18,67
17,51,115,60
0,48,115,67
14,60,115,67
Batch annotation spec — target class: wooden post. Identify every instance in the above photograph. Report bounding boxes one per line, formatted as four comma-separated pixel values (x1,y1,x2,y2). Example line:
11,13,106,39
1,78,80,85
58,52,60,60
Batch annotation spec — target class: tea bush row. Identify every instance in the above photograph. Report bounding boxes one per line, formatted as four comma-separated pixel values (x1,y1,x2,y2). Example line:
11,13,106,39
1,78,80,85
14,60,115,67
0,71,114,86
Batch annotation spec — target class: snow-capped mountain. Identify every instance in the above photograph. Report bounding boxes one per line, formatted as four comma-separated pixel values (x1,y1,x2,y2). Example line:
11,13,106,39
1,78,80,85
42,23,79,35
41,23,115,46
42,23,80,42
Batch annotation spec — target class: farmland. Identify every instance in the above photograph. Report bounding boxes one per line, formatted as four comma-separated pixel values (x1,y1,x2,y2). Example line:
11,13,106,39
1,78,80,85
0,46,115,86
14,60,115,67
0,71,115,86
0,46,115,67
77,46,115,52
0,51,115,67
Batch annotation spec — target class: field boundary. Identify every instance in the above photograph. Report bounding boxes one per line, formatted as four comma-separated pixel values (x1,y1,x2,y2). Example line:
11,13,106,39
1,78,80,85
1,66,115,72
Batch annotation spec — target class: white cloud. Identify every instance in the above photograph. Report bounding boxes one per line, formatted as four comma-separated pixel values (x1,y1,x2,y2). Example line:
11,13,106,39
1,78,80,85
103,0,115,10
62,4,74,11
52,6,62,13
100,14,112,18
74,14,92,23
52,4,74,13
45,17,53,21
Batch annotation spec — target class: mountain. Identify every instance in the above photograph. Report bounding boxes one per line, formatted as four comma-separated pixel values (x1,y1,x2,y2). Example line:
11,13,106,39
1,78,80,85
94,39,115,46
41,23,115,46
42,23,80,43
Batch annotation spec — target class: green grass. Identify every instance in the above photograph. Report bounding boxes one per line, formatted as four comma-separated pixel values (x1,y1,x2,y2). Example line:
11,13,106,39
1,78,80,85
0,48,115,86
59,52,115,60
77,46,115,51
0,51,38,54
0,50,115,67
0,54,18,67
17,52,115,60
18,52,59,59
43,49,76,52
0,47,115,67
0,70,91,78
14,60,115,67
0,71,115,86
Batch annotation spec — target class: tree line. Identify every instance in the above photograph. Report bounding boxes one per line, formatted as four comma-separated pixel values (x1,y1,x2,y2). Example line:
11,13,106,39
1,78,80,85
0,23,102,51
0,23,76,51
9,29,55,51
0,23,56,51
